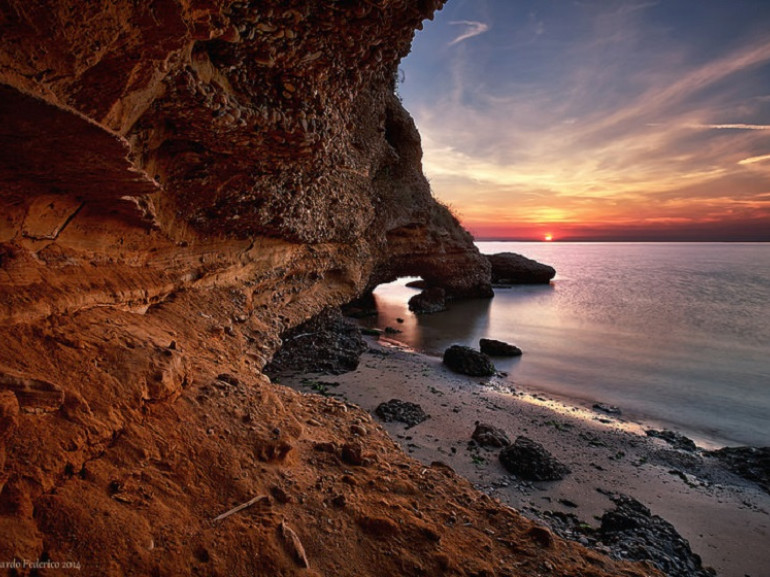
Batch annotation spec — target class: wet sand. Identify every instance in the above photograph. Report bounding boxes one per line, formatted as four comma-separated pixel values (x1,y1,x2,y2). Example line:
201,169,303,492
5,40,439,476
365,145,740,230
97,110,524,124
279,338,770,577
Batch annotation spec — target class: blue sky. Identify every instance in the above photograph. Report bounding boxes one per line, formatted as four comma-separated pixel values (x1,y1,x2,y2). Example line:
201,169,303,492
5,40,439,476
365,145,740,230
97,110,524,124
399,0,770,240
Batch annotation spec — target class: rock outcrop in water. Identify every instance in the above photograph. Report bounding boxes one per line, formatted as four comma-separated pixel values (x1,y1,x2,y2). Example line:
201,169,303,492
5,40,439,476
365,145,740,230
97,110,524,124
487,252,556,284
408,286,448,314
480,338,523,357
443,345,497,377
0,2,654,575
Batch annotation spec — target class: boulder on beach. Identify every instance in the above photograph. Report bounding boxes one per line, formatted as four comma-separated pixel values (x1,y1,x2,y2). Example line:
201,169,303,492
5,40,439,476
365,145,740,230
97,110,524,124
486,252,556,284
375,399,429,428
479,338,522,357
442,345,496,377
408,287,447,314
499,436,570,481
472,423,511,448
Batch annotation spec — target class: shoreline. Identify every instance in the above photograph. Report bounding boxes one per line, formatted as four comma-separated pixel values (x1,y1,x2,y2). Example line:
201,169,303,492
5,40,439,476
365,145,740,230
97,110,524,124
375,334,730,453
277,338,770,577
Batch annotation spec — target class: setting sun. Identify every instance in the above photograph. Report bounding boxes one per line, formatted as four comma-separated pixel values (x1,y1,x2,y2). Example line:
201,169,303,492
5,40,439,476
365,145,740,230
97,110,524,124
544,234,553,242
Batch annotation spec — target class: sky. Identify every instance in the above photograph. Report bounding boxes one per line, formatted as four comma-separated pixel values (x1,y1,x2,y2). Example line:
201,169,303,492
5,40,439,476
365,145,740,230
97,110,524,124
399,0,770,241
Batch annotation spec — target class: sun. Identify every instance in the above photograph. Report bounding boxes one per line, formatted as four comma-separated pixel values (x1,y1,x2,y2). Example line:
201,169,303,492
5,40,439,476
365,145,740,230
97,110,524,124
544,234,553,242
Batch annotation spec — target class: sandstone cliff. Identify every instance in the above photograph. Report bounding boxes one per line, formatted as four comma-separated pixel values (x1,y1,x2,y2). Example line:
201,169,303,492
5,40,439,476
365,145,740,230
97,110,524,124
0,2,652,575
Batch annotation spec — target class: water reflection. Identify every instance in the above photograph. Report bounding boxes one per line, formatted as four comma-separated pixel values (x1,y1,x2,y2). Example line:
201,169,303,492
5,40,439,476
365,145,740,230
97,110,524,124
367,277,501,355
360,243,770,447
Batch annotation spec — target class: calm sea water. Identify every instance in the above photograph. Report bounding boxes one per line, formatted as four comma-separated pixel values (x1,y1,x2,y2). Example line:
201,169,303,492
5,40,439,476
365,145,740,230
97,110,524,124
369,242,770,447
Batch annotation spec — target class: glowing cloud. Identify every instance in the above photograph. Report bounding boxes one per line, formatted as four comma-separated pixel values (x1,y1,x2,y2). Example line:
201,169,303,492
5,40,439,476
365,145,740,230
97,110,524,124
448,21,489,46
738,153,770,166
701,124,770,131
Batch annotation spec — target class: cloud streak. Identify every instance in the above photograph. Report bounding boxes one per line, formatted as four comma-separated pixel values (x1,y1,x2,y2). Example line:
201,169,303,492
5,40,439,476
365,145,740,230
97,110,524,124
702,124,770,130
738,153,770,166
448,21,489,46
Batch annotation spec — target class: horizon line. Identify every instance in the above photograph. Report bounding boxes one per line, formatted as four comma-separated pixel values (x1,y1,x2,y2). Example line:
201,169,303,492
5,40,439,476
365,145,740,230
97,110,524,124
474,237,770,243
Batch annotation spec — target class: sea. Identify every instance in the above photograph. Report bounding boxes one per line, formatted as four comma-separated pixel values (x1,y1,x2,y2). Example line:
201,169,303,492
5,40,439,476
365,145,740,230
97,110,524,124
369,242,770,448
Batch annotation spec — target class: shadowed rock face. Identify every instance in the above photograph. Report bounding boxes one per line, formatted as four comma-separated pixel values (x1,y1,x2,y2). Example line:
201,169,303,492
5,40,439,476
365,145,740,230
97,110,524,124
0,0,490,325
0,3,656,577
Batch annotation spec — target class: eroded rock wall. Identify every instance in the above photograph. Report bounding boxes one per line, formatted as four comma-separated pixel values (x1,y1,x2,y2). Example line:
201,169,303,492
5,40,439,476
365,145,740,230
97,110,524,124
0,2,653,576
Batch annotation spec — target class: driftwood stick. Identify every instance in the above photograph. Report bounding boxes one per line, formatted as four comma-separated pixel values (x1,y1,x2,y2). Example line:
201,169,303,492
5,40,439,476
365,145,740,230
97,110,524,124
212,495,267,522
287,332,316,341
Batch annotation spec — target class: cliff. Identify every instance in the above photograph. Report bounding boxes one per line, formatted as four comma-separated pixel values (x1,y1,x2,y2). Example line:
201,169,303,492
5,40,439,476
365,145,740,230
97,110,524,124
0,2,651,575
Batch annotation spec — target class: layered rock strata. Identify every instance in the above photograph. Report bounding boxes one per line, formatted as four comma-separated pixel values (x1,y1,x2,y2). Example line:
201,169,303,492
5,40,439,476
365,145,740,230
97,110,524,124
0,1,653,575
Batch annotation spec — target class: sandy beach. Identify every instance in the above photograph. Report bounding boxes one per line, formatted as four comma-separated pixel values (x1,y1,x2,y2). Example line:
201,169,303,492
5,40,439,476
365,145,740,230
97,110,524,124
278,337,770,577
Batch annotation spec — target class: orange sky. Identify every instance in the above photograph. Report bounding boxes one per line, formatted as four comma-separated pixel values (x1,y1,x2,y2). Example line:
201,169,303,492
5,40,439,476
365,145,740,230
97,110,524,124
401,1,770,241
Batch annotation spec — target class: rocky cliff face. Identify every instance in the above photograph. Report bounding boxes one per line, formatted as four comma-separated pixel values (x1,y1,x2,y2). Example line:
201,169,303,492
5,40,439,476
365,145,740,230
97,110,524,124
0,2,650,575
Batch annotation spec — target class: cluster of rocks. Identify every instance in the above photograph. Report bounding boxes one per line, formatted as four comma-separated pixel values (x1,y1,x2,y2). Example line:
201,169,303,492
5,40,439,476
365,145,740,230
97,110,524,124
471,423,570,482
404,252,555,313
265,308,366,376
539,495,714,577
471,423,511,448
599,495,715,577
465,420,714,575
442,338,522,377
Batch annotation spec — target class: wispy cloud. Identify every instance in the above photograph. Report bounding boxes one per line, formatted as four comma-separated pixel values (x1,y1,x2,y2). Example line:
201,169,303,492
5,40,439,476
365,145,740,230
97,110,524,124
448,21,489,46
702,124,770,131
738,153,770,166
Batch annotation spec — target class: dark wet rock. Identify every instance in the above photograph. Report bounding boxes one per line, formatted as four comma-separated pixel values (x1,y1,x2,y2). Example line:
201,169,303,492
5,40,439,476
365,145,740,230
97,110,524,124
708,446,770,494
599,495,714,577
479,338,522,357
341,293,378,319
375,399,428,428
472,423,511,448
499,436,570,481
486,252,556,284
536,501,714,577
649,448,704,473
265,308,367,376
442,345,496,377
405,279,428,289
408,287,447,314
593,403,622,416
645,429,697,452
